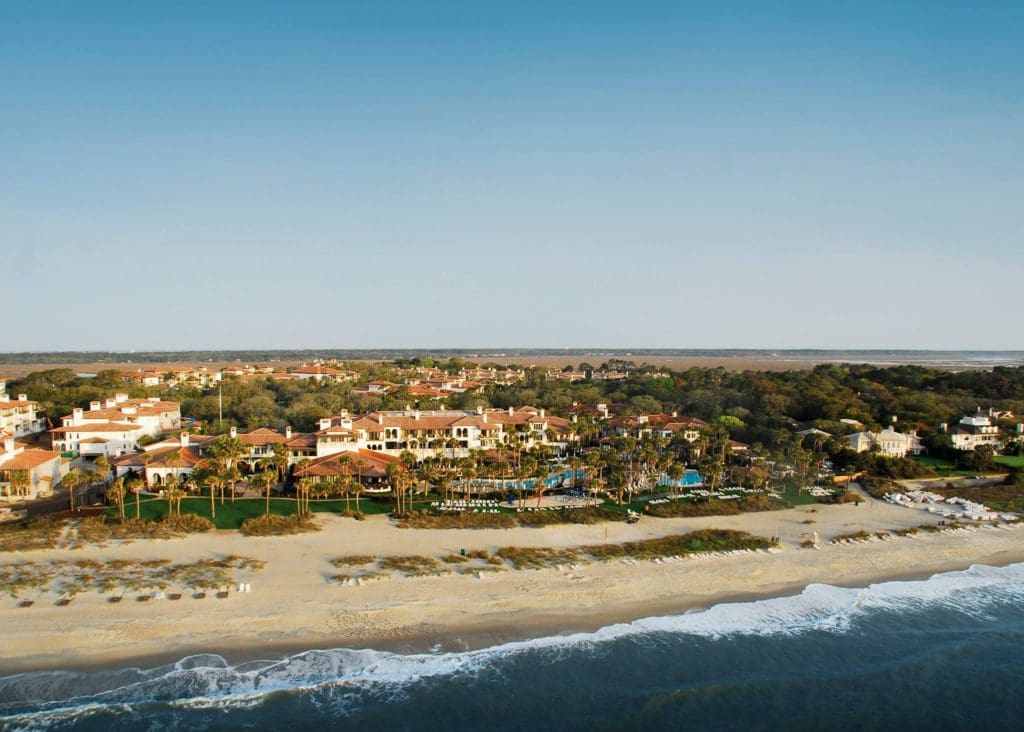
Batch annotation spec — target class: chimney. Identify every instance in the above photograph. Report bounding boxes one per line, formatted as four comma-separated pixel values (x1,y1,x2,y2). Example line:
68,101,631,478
17,394,28,402
89,401,101,410
3,435,14,454
482,413,488,423
540,409,545,418
319,418,332,431
477,405,484,414
229,426,237,438
508,406,514,416
285,426,293,439
571,413,578,423
414,411,421,420
939,423,948,433
105,398,116,408
115,393,128,403
73,408,83,421
180,433,190,447
672,411,678,418
1017,423,1023,434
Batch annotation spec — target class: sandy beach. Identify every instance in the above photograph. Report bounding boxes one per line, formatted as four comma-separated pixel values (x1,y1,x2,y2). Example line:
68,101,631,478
1,494,1022,675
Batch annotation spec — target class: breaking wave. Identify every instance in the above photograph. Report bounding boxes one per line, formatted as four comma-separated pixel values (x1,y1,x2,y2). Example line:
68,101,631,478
2,562,1023,729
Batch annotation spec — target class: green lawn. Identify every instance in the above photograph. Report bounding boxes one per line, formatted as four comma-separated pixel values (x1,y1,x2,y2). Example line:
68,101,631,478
912,455,978,477
914,454,1020,476
108,495,411,530
777,484,822,506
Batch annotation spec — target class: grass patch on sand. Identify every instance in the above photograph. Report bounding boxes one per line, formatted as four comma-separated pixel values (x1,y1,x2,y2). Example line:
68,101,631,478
239,514,320,536
645,494,788,518
580,529,774,560
331,555,377,567
0,555,264,602
0,519,64,553
395,512,517,529
378,555,444,576
832,530,872,542
490,530,774,568
495,546,583,570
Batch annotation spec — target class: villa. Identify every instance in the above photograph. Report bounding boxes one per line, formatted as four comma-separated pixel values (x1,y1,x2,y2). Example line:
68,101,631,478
845,427,923,457
941,410,1020,452
313,406,574,461
50,394,181,457
0,381,46,438
0,430,66,502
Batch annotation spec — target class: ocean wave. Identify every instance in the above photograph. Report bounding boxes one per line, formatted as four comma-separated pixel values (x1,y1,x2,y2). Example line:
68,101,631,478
2,562,1023,727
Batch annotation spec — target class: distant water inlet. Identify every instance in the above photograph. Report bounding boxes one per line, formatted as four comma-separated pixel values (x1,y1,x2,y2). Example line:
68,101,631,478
2,563,1023,730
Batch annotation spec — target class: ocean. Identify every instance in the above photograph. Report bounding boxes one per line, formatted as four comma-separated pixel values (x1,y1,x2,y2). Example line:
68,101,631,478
2,562,1023,731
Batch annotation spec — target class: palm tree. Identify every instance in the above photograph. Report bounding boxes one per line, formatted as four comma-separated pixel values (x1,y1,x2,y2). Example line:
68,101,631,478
164,474,180,517
94,455,110,486
64,467,82,512
8,470,30,500
194,466,222,519
208,436,247,503
295,477,315,516
270,442,290,488
350,472,365,513
387,462,405,514
247,471,269,515
336,454,355,511
126,476,143,519
666,462,685,496
139,452,154,491
108,477,127,521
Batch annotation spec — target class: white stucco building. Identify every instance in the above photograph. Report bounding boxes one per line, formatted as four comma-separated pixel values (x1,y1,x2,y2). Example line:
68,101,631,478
0,381,46,438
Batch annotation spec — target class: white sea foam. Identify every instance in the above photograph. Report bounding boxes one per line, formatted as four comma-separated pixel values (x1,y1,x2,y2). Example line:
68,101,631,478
2,562,1023,727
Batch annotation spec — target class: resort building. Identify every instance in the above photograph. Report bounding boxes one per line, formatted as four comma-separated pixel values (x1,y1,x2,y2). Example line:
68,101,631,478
230,426,317,470
609,413,708,442
50,394,181,457
289,364,357,382
111,432,217,487
119,370,165,387
943,411,1003,452
291,448,407,493
0,430,66,502
845,427,923,457
0,381,46,438
312,406,574,461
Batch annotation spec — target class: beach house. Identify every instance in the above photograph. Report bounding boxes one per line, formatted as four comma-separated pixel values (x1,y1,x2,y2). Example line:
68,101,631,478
0,381,46,438
50,394,181,457
0,430,66,502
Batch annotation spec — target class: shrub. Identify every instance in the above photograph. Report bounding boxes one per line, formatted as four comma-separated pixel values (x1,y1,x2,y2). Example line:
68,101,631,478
396,511,516,530
647,494,787,518
331,555,376,567
580,529,773,560
378,555,443,574
240,514,320,536
495,546,581,569
441,554,470,564
162,514,215,533
0,518,64,553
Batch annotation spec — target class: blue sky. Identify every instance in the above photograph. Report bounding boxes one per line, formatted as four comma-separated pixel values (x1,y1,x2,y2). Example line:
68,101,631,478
3,1,1021,351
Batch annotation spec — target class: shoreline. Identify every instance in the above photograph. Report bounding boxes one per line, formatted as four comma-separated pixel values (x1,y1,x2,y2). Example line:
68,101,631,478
5,542,1022,676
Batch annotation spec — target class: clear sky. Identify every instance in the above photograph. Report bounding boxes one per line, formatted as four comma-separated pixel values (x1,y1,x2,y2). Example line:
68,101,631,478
3,1,1021,351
